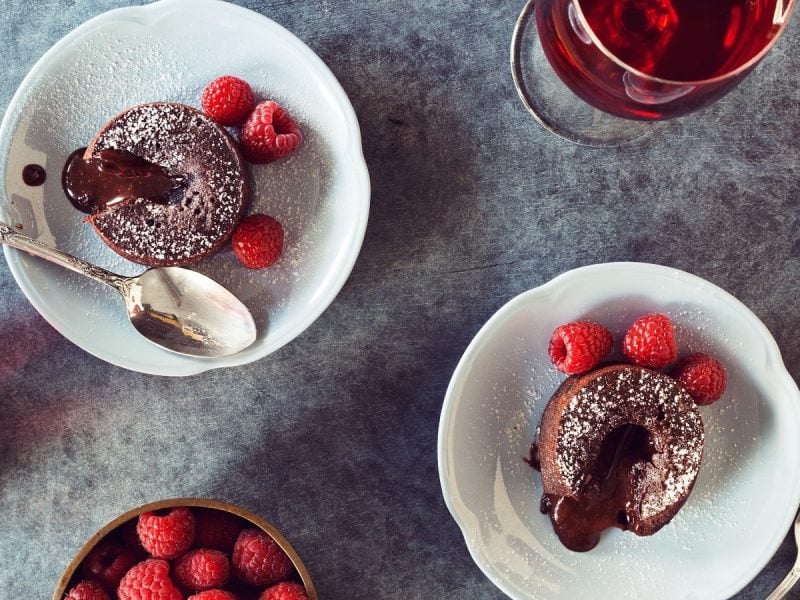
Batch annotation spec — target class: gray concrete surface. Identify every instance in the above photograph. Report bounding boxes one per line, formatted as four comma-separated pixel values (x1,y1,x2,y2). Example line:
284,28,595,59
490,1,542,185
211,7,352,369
1,1,799,598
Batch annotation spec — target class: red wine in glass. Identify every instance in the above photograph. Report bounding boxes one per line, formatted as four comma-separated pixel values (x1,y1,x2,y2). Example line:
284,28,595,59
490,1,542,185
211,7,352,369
535,0,792,120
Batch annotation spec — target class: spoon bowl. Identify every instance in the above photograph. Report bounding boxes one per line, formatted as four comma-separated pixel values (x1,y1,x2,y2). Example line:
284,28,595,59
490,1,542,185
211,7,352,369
124,267,257,357
0,222,256,358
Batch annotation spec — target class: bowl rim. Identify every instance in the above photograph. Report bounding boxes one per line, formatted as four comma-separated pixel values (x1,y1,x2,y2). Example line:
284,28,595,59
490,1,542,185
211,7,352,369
437,261,800,599
52,497,317,599
0,0,371,376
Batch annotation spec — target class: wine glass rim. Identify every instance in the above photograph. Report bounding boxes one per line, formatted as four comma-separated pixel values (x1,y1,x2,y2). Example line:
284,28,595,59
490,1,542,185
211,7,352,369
572,0,797,86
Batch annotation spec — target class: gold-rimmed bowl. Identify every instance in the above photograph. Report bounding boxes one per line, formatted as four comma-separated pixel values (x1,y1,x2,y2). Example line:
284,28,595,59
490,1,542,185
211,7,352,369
53,497,317,599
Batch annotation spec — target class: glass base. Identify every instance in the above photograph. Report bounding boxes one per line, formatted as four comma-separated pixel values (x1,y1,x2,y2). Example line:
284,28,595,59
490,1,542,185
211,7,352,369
510,0,654,147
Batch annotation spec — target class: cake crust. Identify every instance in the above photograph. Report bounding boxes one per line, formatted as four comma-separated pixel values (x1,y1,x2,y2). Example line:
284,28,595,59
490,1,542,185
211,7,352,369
86,102,248,266
539,363,704,540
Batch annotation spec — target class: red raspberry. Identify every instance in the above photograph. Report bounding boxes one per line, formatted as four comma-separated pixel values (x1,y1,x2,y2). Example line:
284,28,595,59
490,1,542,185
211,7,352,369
194,508,244,553
548,321,613,374
260,582,308,600
174,548,230,591
239,101,302,164
201,75,255,126
232,214,284,269
623,313,678,369
188,591,239,600
80,540,138,591
232,528,293,587
65,580,110,600
672,353,727,405
137,507,196,559
117,559,182,600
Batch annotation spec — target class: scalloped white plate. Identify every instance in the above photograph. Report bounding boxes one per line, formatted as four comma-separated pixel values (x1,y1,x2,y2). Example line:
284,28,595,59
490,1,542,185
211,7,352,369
438,262,800,599
0,0,369,375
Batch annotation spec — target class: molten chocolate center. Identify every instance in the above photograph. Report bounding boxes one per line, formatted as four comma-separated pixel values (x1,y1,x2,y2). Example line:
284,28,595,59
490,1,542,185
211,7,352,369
62,147,184,214
541,424,656,552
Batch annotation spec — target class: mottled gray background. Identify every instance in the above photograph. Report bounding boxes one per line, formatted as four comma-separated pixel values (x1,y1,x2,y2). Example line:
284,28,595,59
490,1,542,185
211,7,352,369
1,1,799,599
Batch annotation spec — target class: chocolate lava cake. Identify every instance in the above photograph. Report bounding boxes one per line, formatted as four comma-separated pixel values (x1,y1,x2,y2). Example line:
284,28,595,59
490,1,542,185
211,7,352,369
537,364,704,551
83,102,248,266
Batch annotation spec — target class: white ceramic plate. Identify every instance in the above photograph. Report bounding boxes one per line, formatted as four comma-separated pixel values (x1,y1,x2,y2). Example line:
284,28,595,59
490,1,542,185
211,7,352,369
438,262,800,600
0,0,369,375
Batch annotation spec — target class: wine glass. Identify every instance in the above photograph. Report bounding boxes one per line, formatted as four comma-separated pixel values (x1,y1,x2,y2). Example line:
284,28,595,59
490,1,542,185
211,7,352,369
511,0,796,146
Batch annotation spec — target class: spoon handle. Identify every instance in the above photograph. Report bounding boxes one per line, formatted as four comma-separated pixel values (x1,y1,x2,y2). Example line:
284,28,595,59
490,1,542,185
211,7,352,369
0,222,129,294
765,563,800,600
766,510,800,600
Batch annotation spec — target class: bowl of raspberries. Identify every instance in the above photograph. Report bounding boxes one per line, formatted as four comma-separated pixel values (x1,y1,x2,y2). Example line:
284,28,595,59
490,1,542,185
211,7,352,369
54,498,315,600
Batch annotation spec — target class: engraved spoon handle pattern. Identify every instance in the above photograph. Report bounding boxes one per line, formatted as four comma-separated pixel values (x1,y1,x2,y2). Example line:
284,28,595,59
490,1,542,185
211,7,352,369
0,222,131,294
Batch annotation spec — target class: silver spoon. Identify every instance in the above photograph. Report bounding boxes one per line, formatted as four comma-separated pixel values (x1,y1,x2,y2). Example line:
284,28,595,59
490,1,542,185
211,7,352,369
0,222,256,358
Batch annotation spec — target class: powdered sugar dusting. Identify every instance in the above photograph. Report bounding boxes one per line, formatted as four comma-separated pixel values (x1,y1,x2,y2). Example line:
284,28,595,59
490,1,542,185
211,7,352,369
89,103,246,264
554,367,704,518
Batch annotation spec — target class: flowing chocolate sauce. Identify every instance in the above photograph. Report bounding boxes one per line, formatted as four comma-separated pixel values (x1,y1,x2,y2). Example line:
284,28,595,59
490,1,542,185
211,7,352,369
22,164,46,186
61,147,184,214
541,424,657,552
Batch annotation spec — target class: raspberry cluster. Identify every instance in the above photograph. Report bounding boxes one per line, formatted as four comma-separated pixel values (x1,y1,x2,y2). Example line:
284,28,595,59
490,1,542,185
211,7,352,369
200,76,303,165
547,312,727,405
200,75,298,270
63,506,308,600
